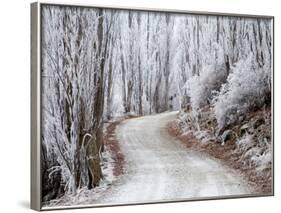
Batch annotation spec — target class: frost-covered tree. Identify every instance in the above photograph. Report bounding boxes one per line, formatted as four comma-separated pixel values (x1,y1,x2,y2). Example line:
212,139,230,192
41,6,112,199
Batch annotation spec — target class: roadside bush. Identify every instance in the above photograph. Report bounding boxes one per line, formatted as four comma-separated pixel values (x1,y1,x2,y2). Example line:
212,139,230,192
187,63,228,110
186,44,228,110
213,54,271,128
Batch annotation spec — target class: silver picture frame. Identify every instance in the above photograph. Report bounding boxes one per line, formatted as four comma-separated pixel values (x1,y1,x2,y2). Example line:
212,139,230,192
31,1,274,211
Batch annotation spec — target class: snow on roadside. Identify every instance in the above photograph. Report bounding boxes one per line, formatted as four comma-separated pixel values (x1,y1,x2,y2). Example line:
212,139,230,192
44,145,116,207
176,110,216,144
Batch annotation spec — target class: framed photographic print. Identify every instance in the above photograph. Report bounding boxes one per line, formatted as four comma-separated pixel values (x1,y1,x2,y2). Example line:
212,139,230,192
31,1,274,211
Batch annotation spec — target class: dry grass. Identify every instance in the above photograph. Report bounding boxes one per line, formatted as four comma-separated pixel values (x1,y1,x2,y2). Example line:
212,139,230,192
103,121,125,177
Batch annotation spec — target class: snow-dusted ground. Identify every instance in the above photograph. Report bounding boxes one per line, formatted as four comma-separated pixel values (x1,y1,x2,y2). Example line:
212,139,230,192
94,111,252,205
44,146,116,208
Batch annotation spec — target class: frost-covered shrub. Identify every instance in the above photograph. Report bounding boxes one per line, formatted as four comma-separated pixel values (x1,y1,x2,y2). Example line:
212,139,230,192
236,133,271,171
186,43,228,110
187,63,228,110
213,54,271,128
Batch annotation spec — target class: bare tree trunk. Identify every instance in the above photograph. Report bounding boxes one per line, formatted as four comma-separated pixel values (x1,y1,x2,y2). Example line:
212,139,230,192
137,14,143,115
120,31,127,113
106,46,114,120
88,9,105,188
154,52,162,113
121,51,127,112
164,15,171,111
86,135,102,188
126,11,134,113
138,56,143,115
126,80,133,112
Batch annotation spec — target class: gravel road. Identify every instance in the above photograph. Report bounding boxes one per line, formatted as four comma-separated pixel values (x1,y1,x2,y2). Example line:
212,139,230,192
96,111,251,204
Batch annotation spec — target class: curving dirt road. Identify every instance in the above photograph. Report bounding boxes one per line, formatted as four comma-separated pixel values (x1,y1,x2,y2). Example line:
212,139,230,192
96,111,252,204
